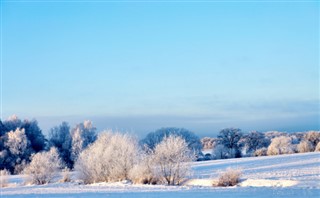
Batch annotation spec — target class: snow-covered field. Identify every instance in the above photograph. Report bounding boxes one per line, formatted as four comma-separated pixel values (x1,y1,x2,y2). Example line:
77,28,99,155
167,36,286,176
1,152,320,197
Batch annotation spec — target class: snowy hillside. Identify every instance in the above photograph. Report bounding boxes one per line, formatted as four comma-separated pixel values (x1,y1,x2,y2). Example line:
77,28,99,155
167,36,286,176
1,152,319,197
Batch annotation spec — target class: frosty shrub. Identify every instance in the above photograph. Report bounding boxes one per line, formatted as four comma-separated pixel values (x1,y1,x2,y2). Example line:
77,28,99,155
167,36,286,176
75,132,139,184
315,142,320,152
60,167,71,183
153,135,194,185
0,169,10,187
267,136,294,156
254,147,268,157
128,153,158,184
216,168,242,187
297,140,314,153
24,147,62,185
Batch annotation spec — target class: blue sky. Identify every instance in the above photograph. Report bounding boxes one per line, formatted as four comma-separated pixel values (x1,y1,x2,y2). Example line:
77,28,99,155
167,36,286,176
1,1,319,137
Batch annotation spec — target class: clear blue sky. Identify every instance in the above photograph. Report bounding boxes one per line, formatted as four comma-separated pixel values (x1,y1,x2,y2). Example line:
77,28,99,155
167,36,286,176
1,1,319,137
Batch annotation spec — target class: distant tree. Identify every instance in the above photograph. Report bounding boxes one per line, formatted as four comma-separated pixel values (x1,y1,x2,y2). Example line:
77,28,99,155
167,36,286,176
153,135,194,185
212,144,228,159
140,127,202,153
2,115,23,132
217,128,243,158
241,131,270,156
71,120,97,163
0,120,7,136
22,119,46,152
1,116,46,173
201,137,219,150
267,136,294,155
303,131,320,149
49,122,72,167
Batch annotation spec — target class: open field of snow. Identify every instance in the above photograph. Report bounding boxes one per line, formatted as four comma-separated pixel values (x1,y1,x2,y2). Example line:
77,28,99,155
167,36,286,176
1,152,319,197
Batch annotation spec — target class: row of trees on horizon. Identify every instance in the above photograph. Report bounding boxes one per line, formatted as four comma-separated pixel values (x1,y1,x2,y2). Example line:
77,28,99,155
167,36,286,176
0,115,319,182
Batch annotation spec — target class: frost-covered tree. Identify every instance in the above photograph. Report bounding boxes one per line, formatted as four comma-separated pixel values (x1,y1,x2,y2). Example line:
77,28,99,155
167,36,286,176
49,122,72,167
140,127,202,153
2,128,31,173
75,131,139,184
19,119,45,152
24,147,62,185
5,128,28,156
2,115,23,132
303,131,320,149
0,116,46,173
267,136,294,155
71,120,96,163
212,144,228,159
217,128,243,158
297,140,314,153
153,135,194,185
201,137,219,150
241,131,270,156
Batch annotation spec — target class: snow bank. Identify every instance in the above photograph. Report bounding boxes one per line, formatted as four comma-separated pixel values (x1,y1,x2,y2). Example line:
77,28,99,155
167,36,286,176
240,179,298,187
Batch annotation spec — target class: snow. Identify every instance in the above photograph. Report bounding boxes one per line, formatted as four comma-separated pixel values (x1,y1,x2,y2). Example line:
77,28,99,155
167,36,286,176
1,152,320,197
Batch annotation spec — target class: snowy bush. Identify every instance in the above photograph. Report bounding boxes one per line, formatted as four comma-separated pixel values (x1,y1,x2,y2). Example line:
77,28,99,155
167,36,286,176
75,132,139,184
0,169,10,187
254,147,267,157
153,135,194,185
60,167,71,183
24,147,62,185
267,136,294,156
128,154,158,184
297,140,314,153
216,168,242,187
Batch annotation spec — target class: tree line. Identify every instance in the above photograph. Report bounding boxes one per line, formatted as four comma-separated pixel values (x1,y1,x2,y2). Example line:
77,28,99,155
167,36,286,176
0,115,319,185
